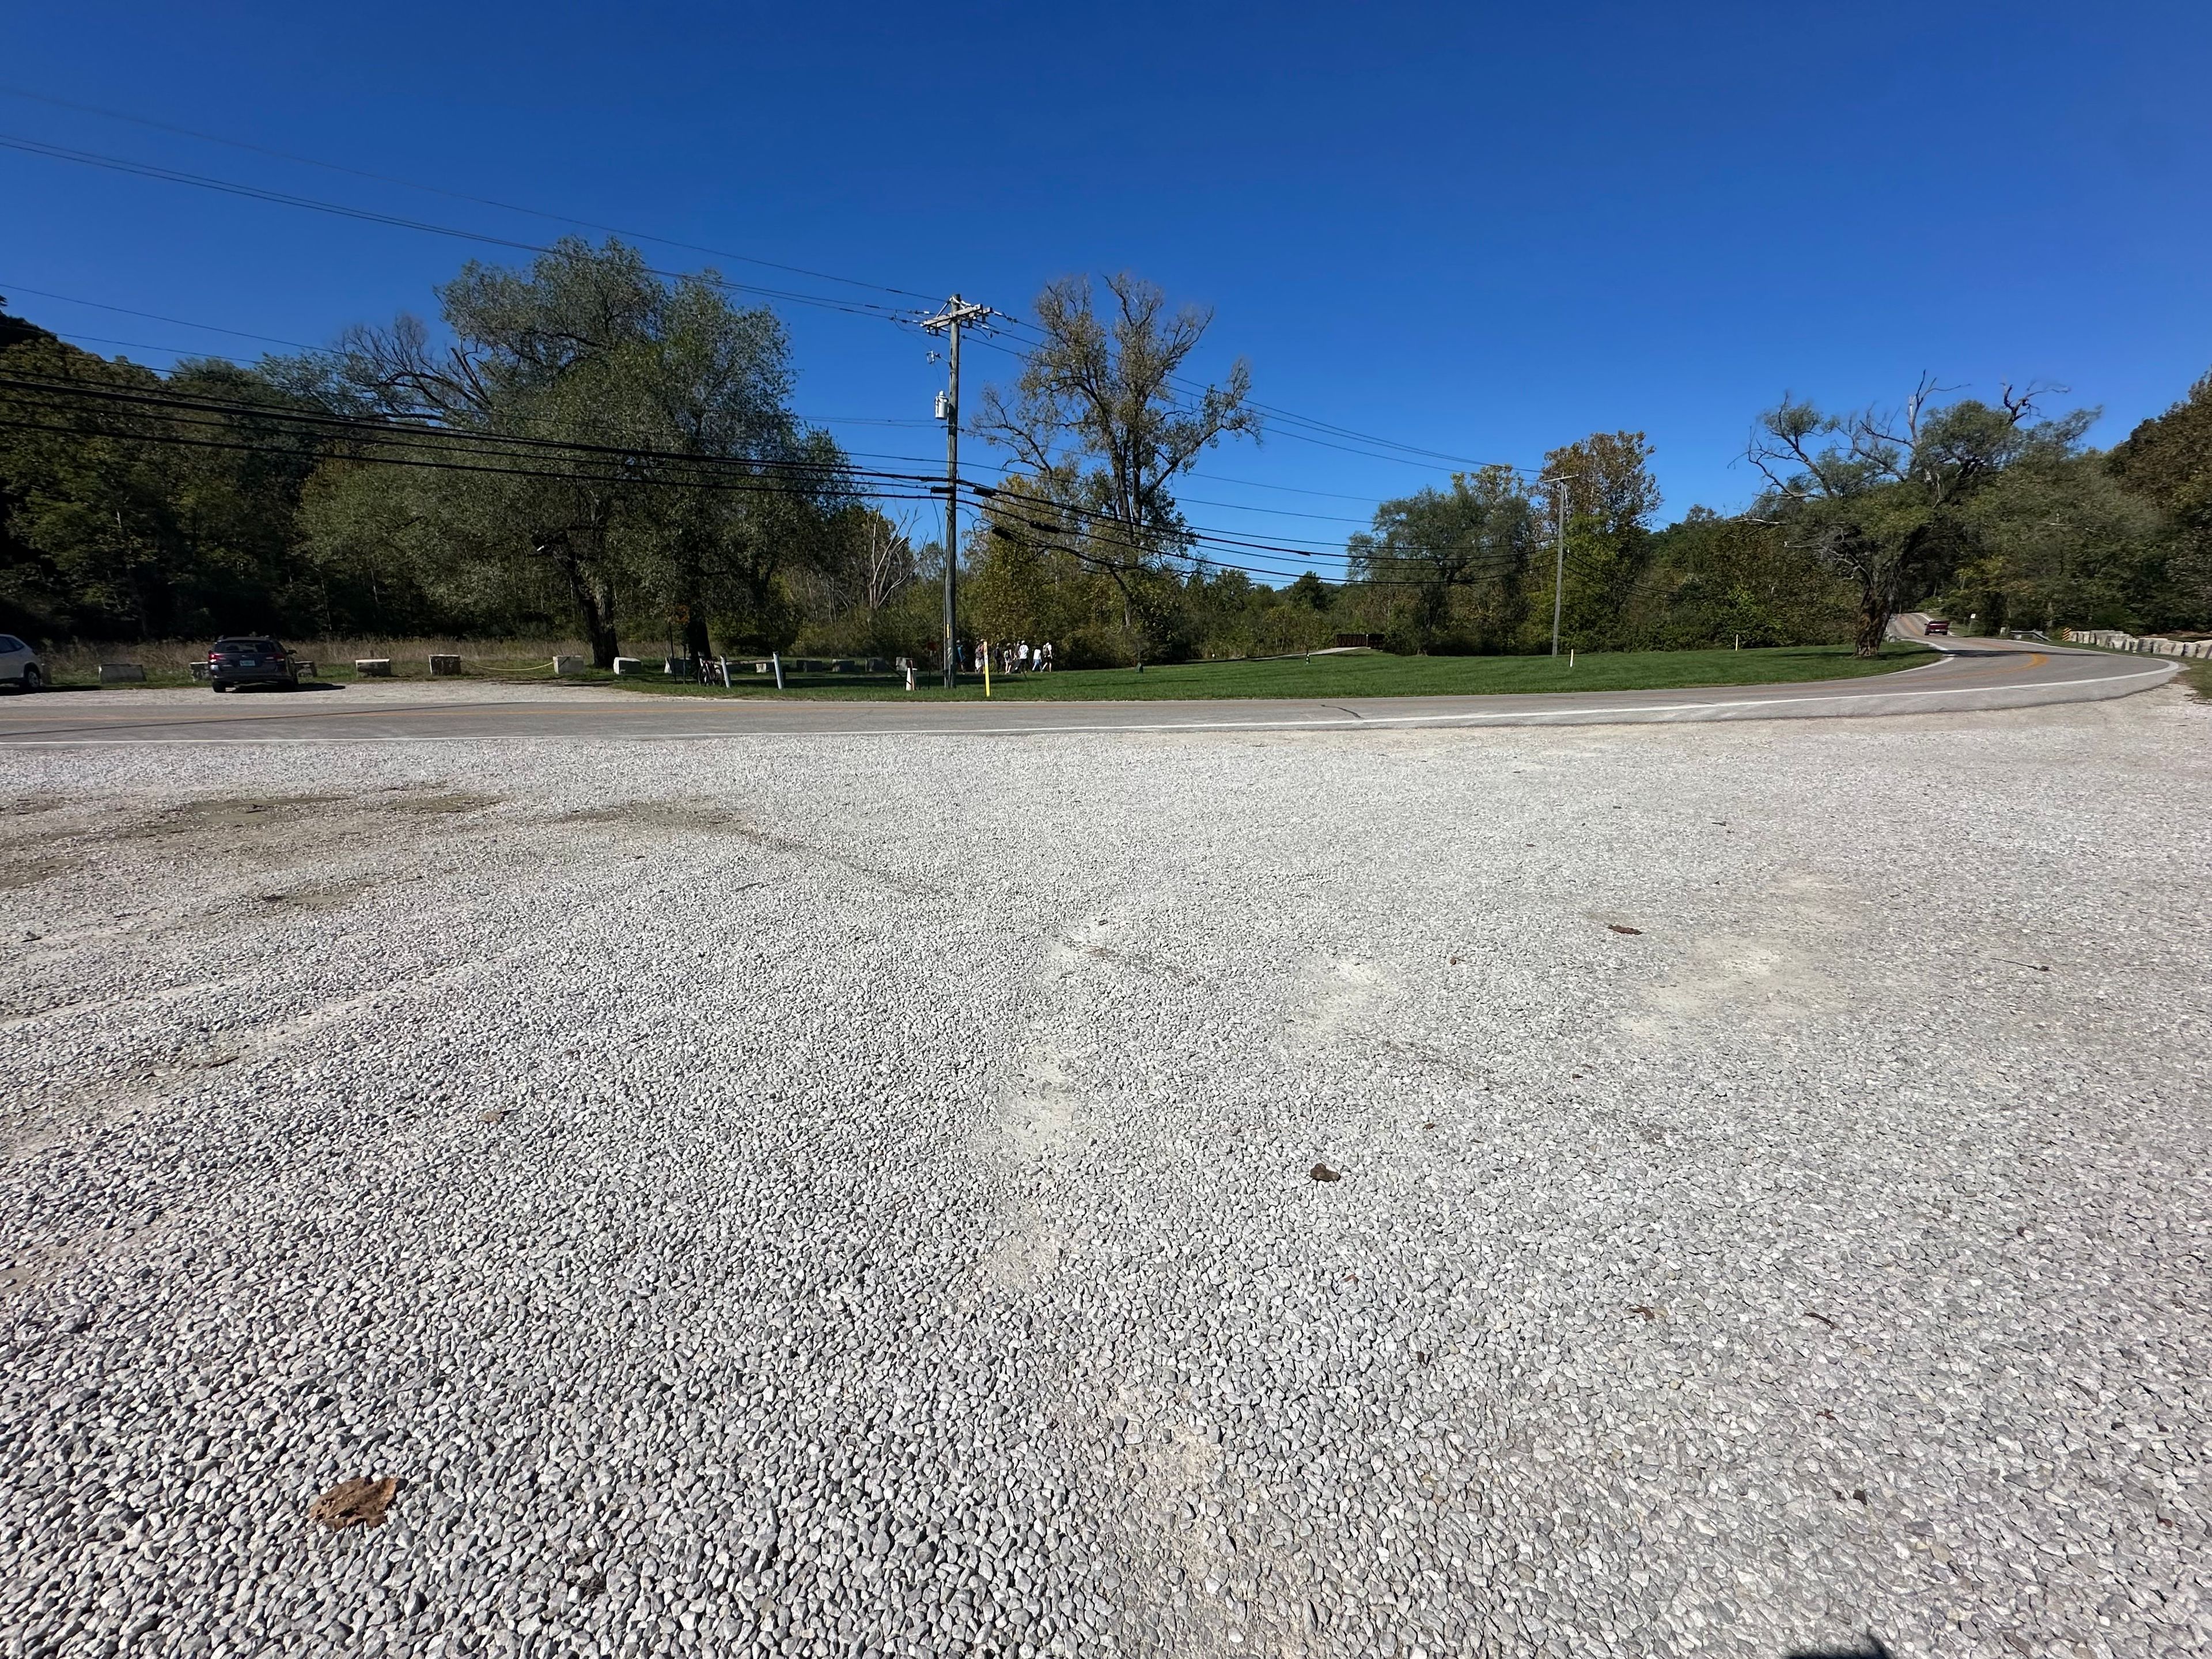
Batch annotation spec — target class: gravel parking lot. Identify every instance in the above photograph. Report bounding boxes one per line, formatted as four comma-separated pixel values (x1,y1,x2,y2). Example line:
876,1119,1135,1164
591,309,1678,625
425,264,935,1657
2,689,2206,1659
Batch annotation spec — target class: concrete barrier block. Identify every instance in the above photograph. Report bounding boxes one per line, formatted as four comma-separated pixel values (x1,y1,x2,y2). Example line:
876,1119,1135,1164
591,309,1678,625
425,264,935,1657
552,654,586,675
355,658,392,677
428,654,461,677
612,657,643,676
99,663,146,684
190,662,211,682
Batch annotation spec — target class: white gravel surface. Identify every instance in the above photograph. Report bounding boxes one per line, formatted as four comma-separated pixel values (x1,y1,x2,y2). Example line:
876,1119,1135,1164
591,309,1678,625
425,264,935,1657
2,688,2206,1659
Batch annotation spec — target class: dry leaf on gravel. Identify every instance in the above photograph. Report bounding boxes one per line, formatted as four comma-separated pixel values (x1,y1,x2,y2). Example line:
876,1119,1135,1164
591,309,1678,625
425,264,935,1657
308,1476,397,1531
1309,1163,1340,1183
1607,924,1643,935
479,1109,508,1125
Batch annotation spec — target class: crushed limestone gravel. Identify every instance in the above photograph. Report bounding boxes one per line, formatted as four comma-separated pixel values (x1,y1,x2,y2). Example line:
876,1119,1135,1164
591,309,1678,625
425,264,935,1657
1,688,2207,1659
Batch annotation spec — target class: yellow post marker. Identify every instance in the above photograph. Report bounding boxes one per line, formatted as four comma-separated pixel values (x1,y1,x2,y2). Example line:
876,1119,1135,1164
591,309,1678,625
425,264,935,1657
982,641,991,699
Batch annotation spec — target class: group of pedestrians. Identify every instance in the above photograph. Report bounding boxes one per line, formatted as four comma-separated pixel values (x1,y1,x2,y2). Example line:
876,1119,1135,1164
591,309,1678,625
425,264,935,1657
974,640,1052,675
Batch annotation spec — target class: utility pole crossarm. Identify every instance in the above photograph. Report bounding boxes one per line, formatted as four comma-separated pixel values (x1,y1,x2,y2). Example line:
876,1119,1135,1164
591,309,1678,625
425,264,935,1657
919,296,998,689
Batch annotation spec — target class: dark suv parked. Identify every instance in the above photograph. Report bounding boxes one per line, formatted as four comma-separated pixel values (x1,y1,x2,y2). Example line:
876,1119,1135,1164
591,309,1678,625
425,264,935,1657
207,637,301,691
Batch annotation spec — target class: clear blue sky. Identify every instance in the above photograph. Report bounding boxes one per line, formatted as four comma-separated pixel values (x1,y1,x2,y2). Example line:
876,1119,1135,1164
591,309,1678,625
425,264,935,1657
5,1,2207,572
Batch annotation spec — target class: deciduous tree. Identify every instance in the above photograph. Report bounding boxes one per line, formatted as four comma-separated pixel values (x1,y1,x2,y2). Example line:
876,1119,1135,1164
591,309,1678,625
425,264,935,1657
1746,377,2086,655
973,273,1260,660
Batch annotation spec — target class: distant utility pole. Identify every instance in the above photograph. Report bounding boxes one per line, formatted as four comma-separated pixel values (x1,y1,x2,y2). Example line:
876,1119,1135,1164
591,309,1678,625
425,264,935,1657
1550,478,1571,658
920,295,995,688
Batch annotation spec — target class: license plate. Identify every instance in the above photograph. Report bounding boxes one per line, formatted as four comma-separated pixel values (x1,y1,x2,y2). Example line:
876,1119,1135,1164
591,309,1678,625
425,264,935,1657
239,657,259,667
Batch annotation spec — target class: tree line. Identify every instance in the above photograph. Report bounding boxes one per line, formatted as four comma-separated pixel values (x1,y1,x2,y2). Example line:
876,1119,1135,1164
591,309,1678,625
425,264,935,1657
3,244,2207,666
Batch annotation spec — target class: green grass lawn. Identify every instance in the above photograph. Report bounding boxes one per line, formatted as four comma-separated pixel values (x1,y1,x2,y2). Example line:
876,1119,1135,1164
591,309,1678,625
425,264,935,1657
40,642,1936,701
589,643,1936,702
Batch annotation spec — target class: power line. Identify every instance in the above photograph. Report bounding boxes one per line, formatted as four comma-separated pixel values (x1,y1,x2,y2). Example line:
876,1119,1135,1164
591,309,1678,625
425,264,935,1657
0,134,917,323
972,487,1535,587
2,89,1525,479
0,368,941,489
0,384,1540,593
0,279,323,350
2,110,1534,496
0,85,943,306
975,316,1539,476
42,330,246,358
0,411,942,506
0,134,1556,573
1,365,1525,585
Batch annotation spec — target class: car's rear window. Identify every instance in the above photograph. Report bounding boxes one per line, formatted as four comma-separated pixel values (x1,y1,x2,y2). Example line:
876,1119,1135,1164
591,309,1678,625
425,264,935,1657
214,639,278,650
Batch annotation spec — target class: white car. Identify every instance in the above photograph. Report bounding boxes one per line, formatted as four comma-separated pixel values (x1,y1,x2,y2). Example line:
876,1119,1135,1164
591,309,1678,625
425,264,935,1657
0,633,41,692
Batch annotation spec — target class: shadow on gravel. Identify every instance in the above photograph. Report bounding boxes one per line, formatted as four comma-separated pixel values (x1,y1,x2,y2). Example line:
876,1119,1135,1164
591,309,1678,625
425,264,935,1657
1786,1638,1893,1659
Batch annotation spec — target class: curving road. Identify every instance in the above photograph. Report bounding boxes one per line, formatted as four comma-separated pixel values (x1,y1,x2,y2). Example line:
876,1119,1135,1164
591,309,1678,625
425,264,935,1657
0,631,2174,745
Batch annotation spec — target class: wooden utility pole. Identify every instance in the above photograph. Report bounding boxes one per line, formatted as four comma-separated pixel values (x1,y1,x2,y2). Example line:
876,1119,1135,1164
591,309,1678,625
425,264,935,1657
920,296,995,688
1550,478,1571,658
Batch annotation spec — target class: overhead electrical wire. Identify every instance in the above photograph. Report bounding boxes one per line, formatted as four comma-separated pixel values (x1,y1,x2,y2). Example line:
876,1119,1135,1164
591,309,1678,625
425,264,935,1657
1,367,1549,585
0,85,942,305
0,134,912,322
0,107,1584,579
0,280,323,351
0,412,944,507
0,100,1540,484
968,319,1540,476
0,368,936,487
953,329,1519,478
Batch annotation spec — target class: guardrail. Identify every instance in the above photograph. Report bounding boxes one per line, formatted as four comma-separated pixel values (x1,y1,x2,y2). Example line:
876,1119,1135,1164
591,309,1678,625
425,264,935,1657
2063,628,2212,659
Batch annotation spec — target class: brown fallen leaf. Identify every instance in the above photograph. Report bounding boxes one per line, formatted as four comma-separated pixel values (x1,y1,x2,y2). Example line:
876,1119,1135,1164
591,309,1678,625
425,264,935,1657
1607,924,1642,935
1629,1305,1658,1321
1422,1122,1437,1131
1309,1163,1340,1183
1815,1408,1837,1421
479,1109,508,1125
1448,956,1464,965
308,1476,397,1532
1804,1310,1838,1329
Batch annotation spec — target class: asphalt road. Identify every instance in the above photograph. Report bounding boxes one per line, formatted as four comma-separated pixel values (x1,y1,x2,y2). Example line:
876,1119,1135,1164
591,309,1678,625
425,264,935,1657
0,634,2172,744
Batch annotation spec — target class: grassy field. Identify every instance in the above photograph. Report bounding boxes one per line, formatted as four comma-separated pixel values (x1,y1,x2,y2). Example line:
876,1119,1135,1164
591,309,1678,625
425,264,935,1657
591,642,1935,701
33,638,1937,700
